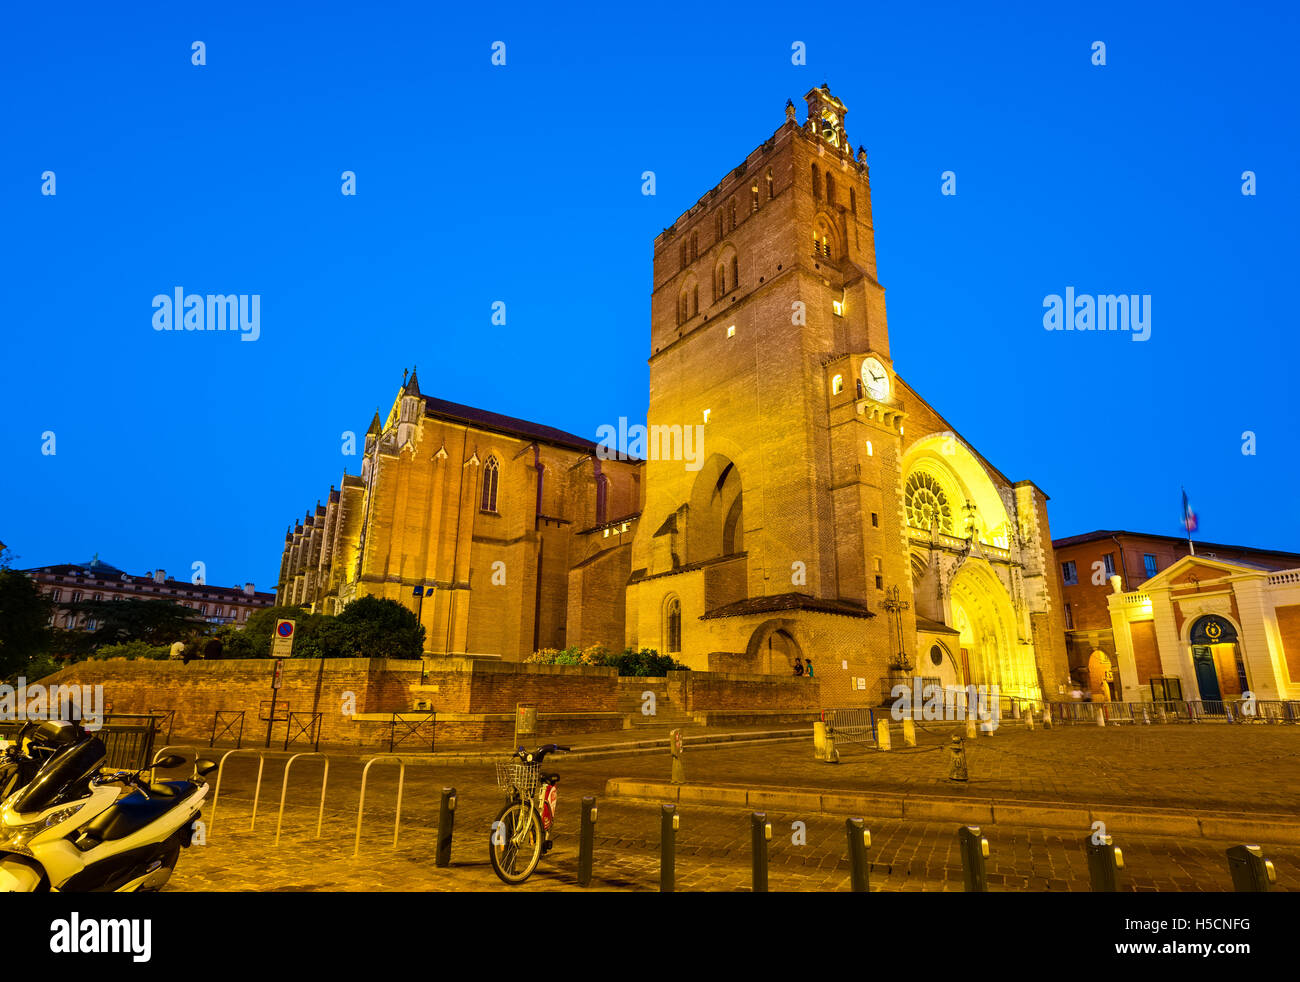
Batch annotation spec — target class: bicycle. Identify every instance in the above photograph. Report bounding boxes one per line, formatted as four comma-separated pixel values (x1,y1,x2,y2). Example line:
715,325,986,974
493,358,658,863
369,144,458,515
489,743,570,884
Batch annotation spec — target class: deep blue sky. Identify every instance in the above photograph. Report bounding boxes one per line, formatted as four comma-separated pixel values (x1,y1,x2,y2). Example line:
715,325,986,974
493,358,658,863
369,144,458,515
3,1,1297,590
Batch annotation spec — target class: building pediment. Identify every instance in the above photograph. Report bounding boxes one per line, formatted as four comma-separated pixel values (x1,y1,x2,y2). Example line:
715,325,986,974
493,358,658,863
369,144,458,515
1142,553,1268,590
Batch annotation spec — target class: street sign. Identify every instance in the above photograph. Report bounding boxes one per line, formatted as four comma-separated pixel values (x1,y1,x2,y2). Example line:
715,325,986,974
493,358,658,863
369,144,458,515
272,658,285,690
272,619,295,658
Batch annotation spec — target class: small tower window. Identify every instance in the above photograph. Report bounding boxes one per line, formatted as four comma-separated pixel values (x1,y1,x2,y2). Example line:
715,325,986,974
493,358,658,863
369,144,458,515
730,255,738,288
850,187,857,215
826,172,835,203
690,231,698,261
691,284,699,316
714,263,725,300
766,168,774,200
595,473,608,526
481,456,500,512
729,198,737,230
752,184,760,212
831,374,844,395
716,211,723,240
812,164,821,199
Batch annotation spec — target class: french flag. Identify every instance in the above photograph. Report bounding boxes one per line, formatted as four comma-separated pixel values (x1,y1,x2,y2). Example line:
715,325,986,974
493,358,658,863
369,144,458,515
1182,488,1198,534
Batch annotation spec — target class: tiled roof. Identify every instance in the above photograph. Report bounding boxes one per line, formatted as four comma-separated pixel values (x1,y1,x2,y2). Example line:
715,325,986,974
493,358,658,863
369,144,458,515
422,396,601,454
701,592,875,620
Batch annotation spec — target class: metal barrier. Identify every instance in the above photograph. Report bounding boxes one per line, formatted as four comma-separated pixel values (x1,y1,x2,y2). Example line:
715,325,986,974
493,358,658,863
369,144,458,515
821,708,876,746
147,708,176,743
1049,698,1300,726
387,712,436,753
97,715,159,770
283,712,323,752
208,749,266,834
210,710,246,748
274,752,330,847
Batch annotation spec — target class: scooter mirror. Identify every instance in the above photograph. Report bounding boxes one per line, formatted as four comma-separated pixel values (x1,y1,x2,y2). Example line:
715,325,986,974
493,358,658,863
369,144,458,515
153,754,187,770
194,759,218,777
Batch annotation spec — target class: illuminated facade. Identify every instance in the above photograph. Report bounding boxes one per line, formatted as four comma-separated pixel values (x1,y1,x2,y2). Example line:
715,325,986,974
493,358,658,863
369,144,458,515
277,85,1072,705
1105,554,1300,703
623,86,1069,704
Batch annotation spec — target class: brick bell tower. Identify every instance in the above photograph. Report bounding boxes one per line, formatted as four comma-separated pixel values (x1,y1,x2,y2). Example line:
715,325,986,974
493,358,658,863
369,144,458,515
629,84,915,675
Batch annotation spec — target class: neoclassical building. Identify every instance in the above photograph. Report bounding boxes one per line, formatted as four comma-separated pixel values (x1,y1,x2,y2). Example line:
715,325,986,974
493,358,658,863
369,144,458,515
276,85,1071,706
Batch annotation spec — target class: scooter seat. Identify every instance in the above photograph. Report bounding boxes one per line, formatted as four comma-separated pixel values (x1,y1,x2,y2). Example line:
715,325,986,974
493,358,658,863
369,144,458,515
81,786,189,842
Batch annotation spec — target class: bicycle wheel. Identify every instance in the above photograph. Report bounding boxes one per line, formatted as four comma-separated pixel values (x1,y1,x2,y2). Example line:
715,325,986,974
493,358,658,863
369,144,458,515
488,800,543,884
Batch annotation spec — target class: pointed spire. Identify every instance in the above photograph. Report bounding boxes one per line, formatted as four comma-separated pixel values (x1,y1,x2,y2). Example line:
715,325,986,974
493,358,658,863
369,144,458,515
405,364,421,397
367,409,381,436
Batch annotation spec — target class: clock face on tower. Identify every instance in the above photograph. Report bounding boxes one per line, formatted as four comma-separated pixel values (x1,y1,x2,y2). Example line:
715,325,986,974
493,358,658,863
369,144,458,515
861,357,890,401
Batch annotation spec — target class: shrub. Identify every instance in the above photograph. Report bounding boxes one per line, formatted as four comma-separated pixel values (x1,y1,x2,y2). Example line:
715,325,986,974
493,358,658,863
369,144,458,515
90,641,171,661
524,645,685,676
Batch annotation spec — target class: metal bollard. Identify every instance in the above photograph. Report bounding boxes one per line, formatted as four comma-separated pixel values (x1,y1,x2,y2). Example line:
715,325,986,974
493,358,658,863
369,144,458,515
965,715,978,739
660,804,678,892
902,718,917,747
1226,844,1276,892
958,825,990,892
435,787,456,868
813,721,827,760
948,735,968,781
578,795,597,888
1024,707,1035,732
1096,706,1107,727
824,727,840,763
1041,705,1052,730
751,812,771,893
1086,833,1125,891
845,817,871,892
876,719,892,750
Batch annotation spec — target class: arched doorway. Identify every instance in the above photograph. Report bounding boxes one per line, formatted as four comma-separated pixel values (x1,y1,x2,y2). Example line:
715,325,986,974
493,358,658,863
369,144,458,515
744,619,805,675
1087,650,1115,702
1187,615,1246,704
949,561,1039,700
686,454,744,564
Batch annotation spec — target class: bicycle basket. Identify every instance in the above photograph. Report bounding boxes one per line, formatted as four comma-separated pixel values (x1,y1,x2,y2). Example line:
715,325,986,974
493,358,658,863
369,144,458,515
495,760,540,798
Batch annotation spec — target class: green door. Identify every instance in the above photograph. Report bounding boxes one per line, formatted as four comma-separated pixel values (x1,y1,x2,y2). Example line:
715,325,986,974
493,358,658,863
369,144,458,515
1192,646,1222,703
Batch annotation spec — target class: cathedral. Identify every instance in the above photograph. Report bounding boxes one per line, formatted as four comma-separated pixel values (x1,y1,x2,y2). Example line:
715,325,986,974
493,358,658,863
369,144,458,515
276,85,1070,707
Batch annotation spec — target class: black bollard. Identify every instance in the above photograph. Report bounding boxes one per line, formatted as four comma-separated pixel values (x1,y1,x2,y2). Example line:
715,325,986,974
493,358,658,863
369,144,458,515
660,804,677,893
1226,844,1276,892
751,812,771,893
578,796,597,888
1085,833,1125,892
435,787,456,868
845,817,871,892
958,825,989,892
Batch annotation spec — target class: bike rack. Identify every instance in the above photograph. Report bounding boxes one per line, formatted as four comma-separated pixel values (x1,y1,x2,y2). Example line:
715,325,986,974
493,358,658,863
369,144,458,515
208,749,267,835
353,755,438,859
274,752,330,847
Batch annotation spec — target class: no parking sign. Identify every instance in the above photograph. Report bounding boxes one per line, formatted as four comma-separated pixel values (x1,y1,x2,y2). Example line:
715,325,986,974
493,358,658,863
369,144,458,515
272,618,295,658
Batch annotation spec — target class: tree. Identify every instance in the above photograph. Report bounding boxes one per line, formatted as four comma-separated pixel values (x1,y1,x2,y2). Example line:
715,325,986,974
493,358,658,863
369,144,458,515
312,596,425,659
71,597,208,647
0,568,54,681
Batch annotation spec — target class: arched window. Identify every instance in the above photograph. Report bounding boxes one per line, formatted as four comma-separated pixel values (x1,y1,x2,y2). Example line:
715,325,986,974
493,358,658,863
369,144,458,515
481,455,500,512
826,172,835,203
689,231,698,262
728,198,737,230
665,596,682,654
714,262,725,300
679,241,687,267
812,163,820,199
850,187,857,215
766,168,774,200
716,211,723,240
730,254,738,288
831,374,844,395
691,284,698,316
751,184,759,212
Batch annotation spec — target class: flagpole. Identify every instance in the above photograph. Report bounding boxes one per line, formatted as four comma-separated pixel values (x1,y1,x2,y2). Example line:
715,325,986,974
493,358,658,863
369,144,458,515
1182,486,1195,556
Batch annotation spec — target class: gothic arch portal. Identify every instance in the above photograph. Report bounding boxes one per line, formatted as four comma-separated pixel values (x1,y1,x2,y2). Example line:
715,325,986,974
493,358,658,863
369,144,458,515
744,618,805,675
948,560,1039,700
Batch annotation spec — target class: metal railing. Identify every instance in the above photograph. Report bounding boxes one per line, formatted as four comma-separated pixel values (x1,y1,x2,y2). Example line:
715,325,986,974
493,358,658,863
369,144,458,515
283,712,323,752
387,712,436,753
209,710,246,748
1049,698,1300,725
821,708,877,744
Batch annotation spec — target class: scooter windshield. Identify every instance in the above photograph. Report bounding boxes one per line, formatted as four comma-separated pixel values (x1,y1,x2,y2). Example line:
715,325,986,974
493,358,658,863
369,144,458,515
8,737,106,814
